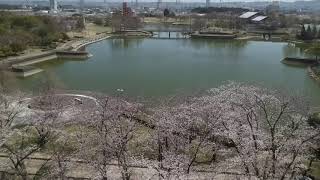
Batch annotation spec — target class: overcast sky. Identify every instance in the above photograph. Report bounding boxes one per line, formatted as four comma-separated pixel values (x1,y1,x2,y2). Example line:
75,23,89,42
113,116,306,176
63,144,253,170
0,0,311,2
71,0,310,2
82,0,302,1
79,0,307,1
1,0,306,2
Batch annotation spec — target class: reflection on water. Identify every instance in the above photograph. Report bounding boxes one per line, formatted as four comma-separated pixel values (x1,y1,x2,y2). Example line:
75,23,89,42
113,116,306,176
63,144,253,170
110,38,144,49
186,39,248,50
17,38,320,104
142,24,190,32
282,43,313,58
152,32,186,38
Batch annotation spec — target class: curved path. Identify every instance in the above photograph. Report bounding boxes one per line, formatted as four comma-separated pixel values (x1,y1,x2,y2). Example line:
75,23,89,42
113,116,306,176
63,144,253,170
21,93,100,106
55,93,100,105
73,35,111,51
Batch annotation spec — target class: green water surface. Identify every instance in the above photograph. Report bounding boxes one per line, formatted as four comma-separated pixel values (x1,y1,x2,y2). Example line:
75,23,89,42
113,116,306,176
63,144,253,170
19,38,320,103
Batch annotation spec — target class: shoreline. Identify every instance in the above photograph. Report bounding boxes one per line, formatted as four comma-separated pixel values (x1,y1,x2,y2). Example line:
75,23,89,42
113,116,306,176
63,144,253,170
0,32,294,69
73,35,110,51
0,34,111,77
308,66,320,82
0,34,111,66
0,31,311,79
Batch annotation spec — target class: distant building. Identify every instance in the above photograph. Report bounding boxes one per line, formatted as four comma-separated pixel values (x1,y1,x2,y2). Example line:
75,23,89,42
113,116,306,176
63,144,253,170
239,11,259,25
266,1,280,15
239,11,271,31
251,16,268,23
239,11,259,19
49,0,58,12
122,2,134,16
239,11,269,24
80,0,85,13
111,2,141,32
206,0,210,8
157,0,162,9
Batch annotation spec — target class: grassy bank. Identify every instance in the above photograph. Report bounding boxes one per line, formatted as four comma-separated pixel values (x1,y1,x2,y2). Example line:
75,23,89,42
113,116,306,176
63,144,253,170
0,12,84,59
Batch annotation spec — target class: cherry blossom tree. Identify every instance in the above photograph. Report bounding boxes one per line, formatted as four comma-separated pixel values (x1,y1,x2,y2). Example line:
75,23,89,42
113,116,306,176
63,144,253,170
148,95,222,179
0,70,25,148
0,92,25,148
77,96,143,180
45,132,75,180
1,81,318,180
0,85,67,180
147,82,319,179
194,82,319,179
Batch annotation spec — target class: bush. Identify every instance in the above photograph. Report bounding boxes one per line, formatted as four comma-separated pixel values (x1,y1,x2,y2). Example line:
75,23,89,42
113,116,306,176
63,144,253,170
0,46,14,57
0,13,80,55
308,112,320,128
93,18,105,26
61,32,70,40
10,42,27,53
40,37,53,46
0,51,6,58
11,16,39,30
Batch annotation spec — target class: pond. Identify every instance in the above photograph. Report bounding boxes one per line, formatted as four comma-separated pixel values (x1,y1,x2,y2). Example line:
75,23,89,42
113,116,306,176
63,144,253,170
18,38,320,104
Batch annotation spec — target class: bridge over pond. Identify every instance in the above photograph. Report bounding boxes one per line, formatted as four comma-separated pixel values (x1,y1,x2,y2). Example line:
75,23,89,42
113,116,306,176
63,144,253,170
150,31,190,39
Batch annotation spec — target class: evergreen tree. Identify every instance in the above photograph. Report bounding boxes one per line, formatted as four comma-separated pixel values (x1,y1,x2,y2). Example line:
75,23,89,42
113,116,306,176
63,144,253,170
306,25,312,40
163,9,170,17
300,25,306,40
312,24,317,38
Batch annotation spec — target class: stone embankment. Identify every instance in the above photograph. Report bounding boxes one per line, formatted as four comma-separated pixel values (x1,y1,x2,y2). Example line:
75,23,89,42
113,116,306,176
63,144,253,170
72,34,111,51
282,57,320,83
111,30,153,38
282,57,318,66
0,34,110,77
308,66,320,81
0,51,57,68
191,32,237,39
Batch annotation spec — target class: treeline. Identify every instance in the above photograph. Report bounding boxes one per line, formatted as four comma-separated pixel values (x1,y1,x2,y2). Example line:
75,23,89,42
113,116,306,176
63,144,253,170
0,5,22,10
297,24,320,41
88,16,110,27
0,12,82,58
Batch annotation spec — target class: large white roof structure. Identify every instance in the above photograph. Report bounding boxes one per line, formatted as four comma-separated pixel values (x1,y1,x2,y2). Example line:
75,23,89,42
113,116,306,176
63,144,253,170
252,16,268,22
239,12,258,19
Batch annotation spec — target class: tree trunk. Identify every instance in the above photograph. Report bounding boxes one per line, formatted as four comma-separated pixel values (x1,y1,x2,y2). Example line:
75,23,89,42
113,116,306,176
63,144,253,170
157,135,163,179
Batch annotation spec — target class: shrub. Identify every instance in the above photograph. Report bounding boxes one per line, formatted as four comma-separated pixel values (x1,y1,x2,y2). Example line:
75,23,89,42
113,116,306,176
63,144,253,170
61,32,70,41
10,42,27,53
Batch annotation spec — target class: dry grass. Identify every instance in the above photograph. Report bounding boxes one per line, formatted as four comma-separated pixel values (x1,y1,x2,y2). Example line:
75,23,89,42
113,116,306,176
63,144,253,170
67,23,112,39
310,161,320,179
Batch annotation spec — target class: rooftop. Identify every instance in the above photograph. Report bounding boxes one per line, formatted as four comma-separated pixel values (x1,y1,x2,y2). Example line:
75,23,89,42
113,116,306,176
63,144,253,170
239,11,258,19
251,16,268,22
